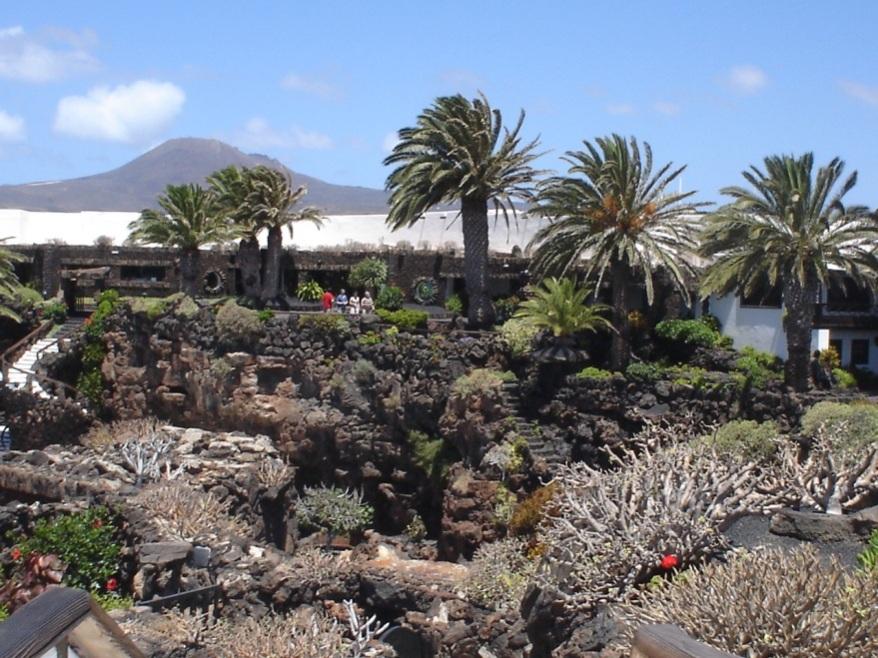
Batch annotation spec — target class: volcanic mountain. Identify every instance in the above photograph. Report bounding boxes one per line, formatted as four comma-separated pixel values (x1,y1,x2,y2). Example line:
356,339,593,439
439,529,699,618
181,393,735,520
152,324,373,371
0,138,390,214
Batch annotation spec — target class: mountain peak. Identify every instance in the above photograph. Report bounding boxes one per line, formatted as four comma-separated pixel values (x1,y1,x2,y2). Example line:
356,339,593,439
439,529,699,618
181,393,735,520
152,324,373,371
0,138,389,214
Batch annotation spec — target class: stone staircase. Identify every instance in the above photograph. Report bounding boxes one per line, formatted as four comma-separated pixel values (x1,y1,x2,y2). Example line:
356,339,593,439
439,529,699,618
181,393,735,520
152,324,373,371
4,320,82,399
500,380,568,471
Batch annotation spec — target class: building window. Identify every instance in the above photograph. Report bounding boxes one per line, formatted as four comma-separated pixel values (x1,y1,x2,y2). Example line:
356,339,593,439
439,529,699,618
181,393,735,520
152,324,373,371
851,339,869,366
740,279,782,308
826,277,872,312
120,265,166,281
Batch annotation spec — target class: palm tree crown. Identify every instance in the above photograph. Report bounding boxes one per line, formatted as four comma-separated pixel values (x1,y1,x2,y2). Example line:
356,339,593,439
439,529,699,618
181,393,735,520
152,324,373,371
240,167,324,235
700,153,878,390
127,183,229,250
384,93,541,325
514,277,612,338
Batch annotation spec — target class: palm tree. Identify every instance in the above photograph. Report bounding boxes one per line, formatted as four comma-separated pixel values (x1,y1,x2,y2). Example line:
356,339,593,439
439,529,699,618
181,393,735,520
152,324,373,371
0,238,23,321
234,167,323,302
529,135,707,369
514,277,612,337
700,153,878,391
208,166,262,299
384,93,541,326
127,184,230,296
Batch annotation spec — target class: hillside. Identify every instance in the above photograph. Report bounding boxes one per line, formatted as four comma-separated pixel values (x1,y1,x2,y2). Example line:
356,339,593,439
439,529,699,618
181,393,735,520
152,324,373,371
0,138,390,214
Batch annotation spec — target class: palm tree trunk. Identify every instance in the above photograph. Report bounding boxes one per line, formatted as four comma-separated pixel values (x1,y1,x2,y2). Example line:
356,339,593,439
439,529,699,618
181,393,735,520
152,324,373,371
180,248,199,297
239,235,261,300
783,274,819,391
609,261,631,370
262,226,283,302
461,196,494,327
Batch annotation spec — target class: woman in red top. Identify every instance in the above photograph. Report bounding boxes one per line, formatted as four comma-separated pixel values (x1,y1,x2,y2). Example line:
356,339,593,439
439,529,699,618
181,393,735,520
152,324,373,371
321,289,335,312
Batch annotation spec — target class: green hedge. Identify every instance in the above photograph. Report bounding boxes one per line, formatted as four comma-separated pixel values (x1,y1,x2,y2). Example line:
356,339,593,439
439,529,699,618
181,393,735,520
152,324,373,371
376,308,428,330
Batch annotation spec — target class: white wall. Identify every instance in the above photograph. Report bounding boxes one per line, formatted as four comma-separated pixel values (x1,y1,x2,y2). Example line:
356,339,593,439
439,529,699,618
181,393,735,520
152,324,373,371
706,294,790,358
824,329,878,372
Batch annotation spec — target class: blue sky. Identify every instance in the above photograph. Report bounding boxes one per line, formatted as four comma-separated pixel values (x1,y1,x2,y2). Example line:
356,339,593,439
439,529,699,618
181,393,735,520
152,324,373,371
0,1,876,204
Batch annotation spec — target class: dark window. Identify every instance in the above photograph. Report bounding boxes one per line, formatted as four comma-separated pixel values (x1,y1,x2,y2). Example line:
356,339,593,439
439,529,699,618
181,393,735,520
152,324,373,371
827,277,872,312
120,265,166,281
741,280,782,308
851,339,869,366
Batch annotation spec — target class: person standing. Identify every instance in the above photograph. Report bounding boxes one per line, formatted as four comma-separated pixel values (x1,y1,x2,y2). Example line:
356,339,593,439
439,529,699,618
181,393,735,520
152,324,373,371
322,289,335,313
349,292,361,315
361,290,375,314
335,288,349,314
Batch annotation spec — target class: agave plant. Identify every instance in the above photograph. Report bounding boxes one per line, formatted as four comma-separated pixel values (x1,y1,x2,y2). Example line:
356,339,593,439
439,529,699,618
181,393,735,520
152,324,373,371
514,277,613,338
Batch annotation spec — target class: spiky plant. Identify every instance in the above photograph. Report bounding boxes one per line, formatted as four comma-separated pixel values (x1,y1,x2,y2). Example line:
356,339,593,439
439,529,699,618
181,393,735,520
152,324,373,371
384,93,541,326
0,238,23,321
235,167,323,302
127,184,230,296
513,277,612,338
529,135,707,368
700,153,878,391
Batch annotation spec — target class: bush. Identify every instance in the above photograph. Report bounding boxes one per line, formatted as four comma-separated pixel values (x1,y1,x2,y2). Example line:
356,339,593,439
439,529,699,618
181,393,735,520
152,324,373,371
618,545,878,657
733,346,782,389
819,346,841,370
216,299,261,347
296,280,323,302
452,368,516,397
375,285,405,310
493,295,520,323
357,330,381,346
445,293,464,315
859,530,878,572
406,431,452,481
376,308,428,331
298,486,374,536
298,313,350,335
12,285,43,307
801,401,878,451
257,309,274,323
135,481,247,541
833,368,857,389
498,318,540,357
465,538,537,611
702,420,779,462
348,257,388,291
654,318,722,349
16,507,120,593
577,366,614,380
510,482,558,536
40,300,67,324
624,361,664,381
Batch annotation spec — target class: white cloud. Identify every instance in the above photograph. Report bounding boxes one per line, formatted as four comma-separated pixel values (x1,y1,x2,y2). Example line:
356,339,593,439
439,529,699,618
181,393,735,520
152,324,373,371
839,80,878,107
237,117,333,150
0,25,98,82
54,80,185,142
653,100,681,116
725,65,768,94
0,109,24,141
280,73,342,100
382,131,399,153
606,103,635,115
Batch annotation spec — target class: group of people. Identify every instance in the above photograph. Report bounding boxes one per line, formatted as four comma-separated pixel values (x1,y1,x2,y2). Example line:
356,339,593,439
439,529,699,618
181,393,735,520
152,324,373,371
321,288,375,315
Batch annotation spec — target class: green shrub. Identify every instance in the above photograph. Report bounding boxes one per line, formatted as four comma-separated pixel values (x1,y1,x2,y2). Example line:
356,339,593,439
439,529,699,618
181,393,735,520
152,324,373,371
654,318,722,348
296,280,323,302
298,313,351,335
376,285,405,311
493,296,520,323
833,368,858,390
376,308,428,331
819,346,841,370
351,359,376,384
13,285,43,307
16,507,120,593
406,430,453,481
860,530,878,572
665,365,711,389
357,331,381,346
498,317,540,357
297,486,374,536
348,257,388,291
445,293,464,315
734,346,782,389
452,368,516,397
577,366,614,380
493,484,517,525
257,309,275,323
216,299,261,346
801,401,878,452
404,514,427,540
465,538,537,611
625,361,665,381
703,420,779,462
77,291,119,405
40,300,67,324
510,482,559,537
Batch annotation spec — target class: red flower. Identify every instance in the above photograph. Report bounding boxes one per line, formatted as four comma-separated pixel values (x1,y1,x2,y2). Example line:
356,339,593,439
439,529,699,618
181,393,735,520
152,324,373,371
660,554,679,570
105,577,118,591
10,547,21,561
92,518,103,529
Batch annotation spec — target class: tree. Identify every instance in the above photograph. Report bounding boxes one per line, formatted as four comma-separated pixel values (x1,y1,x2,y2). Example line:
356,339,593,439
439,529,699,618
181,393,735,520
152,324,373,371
234,167,323,302
513,277,612,338
529,135,707,369
700,153,878,391
384,93,541,326
127,184,230,296
208,165,262,299
348,257,388,293
0,238,23,321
